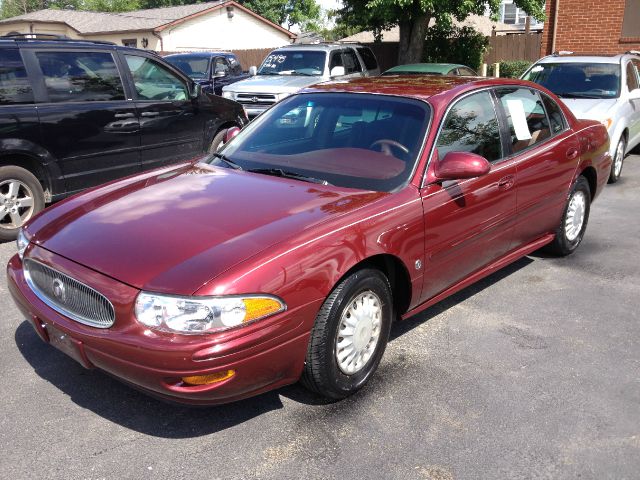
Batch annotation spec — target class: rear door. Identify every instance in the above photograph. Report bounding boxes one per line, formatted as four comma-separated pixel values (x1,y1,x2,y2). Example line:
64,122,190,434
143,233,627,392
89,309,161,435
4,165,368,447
419,89,517,302
626,59,640,148
121,52,205,171
24,47,140,193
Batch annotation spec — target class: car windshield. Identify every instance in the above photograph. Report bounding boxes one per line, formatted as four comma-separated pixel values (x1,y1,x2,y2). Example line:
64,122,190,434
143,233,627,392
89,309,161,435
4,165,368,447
210,93,430,192
523,62,621,99
165,56,210,80
258,51,326,76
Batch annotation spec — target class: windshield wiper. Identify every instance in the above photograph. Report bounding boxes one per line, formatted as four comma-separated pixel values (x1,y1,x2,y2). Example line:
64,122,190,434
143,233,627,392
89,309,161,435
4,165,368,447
211,152,243,170
291,71,315,76
248,168,331,185
557,92,605,99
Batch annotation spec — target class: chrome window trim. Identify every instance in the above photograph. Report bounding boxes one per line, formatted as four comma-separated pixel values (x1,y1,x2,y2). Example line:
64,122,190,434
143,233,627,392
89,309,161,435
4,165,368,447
23,258,115,329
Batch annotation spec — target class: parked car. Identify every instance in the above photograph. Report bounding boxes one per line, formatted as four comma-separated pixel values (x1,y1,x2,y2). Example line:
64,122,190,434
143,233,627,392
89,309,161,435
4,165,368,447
522,51,640,183
164,51,250,96
8,76,611,405
221,43,380,118
382,63,477,76
0,34,247,241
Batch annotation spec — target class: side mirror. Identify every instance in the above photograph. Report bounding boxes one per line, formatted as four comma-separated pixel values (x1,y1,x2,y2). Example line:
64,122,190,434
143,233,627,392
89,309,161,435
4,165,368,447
224,126,241,144
249,66,257,76
330,66,345,78
189,82,201,99
434,151,491,181
214,70,226,79
629,88,640,100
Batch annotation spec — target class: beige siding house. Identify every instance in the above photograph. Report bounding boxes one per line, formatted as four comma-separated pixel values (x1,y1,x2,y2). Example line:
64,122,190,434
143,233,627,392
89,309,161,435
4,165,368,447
0,1,295,51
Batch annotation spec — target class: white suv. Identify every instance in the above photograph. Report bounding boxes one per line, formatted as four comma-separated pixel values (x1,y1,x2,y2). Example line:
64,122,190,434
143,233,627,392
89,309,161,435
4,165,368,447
522,52,640,183
222,44,380,118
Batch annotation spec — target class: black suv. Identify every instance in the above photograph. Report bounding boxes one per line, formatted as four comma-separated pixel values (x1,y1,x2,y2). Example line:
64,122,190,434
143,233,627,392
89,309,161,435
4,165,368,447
0,35,247,240
164,52,251,96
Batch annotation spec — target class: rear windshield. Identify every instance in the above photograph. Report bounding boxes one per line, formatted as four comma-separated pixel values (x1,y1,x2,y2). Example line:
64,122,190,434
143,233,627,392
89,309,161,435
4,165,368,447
258,51,326,76
165,56,210,79
212,93,430,192
523,62,621,99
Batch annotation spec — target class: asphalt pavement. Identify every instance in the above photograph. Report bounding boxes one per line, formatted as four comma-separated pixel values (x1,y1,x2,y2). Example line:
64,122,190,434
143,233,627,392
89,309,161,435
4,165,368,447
1,156,639,480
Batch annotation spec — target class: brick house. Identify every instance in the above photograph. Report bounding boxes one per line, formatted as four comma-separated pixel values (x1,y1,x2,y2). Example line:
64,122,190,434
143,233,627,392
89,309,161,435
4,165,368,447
541,0,640,55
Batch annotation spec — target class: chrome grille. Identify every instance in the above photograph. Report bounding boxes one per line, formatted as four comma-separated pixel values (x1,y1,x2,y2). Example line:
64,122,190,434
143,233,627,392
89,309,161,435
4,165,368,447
236,93,276,107
24,258,115,328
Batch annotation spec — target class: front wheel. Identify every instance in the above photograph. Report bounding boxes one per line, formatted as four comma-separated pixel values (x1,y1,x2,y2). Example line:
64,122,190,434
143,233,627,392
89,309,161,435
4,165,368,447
208,129,227,153
301,268,393,399
0,166,45,242
546,175,591,256
608,137,625,184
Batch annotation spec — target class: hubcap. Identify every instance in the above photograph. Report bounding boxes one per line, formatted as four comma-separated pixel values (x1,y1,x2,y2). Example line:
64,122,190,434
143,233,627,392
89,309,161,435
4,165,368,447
0,179,35,230
614,140,624,177
565,190,586,242
335,290,382,375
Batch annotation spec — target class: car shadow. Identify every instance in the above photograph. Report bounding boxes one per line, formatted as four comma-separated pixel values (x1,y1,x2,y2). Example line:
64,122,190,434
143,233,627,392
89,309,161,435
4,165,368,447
14,256,534,438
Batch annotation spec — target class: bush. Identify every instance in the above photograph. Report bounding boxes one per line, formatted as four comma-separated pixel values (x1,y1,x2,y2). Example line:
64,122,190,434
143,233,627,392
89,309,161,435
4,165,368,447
422,24,489,71
489,60,532,78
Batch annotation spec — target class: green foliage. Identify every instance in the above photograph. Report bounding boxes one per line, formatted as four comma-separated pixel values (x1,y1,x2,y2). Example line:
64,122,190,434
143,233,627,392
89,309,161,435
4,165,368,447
422,24,489,71
489,60,532,78
1,0,47,19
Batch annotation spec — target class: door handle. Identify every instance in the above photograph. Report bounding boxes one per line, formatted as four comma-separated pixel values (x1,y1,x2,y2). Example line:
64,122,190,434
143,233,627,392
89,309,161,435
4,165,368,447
114,112,135,119
498,175,515,190
141,111,160,117
566,147,579,160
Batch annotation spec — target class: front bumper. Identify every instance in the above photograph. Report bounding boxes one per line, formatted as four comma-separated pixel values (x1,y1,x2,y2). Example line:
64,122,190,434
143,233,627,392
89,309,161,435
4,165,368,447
7,248,317,405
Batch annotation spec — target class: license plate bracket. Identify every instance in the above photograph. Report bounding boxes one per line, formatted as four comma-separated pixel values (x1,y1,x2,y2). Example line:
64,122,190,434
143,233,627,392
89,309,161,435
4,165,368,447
45,324,93,369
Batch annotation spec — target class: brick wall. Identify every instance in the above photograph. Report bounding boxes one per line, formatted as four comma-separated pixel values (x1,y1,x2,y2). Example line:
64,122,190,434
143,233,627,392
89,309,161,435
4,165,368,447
541,0,640,55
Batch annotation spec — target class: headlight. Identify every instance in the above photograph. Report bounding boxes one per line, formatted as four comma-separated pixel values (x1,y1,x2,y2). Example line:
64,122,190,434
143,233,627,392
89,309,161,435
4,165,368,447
135,292,286,334
222,91,234,100
16,228,30,259
601,118,613,130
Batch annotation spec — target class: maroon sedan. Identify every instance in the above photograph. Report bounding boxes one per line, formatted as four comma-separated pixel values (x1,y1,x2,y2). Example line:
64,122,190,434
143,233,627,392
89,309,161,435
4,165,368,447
8,76,611,405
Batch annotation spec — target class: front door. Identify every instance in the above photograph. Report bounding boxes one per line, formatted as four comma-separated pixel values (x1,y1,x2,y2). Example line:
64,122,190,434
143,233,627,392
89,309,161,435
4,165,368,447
122,53,205,171
419,90,517,302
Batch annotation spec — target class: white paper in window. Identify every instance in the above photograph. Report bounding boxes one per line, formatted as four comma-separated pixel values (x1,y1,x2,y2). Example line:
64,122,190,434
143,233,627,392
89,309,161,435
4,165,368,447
506,99,532,141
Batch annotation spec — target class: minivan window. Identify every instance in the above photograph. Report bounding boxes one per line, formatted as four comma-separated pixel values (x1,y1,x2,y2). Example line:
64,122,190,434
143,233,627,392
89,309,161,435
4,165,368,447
343,49,362,74
0,49,33,105
36,51,124,103
626,61,639,91
125,55,188,101
496,88,551,154
356,47,378,71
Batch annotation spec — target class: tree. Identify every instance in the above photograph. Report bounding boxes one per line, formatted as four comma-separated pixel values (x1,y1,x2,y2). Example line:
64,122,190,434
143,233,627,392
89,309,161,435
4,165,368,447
335,0,545,65
238,0,321,31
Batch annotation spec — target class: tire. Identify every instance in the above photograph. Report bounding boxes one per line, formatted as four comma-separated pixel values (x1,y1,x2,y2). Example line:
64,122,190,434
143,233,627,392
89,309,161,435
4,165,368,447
0,166,45,242
545,175,591,256
608,136,625,184
208,129,227,153
301,268,393,399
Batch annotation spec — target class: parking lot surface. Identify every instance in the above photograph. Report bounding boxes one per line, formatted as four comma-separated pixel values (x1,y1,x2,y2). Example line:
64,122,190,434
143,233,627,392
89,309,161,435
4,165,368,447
1,157,639,480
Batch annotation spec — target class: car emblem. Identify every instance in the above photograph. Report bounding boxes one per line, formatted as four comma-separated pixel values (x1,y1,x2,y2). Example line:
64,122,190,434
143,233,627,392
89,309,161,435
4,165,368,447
251,96,259,103
52,278,66,302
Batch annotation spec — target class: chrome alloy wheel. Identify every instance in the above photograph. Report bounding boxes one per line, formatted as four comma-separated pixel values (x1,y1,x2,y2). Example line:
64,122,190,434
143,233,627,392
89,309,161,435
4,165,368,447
565,190,587,242
614,139,624,177
335,290,382,375
0,179,35,230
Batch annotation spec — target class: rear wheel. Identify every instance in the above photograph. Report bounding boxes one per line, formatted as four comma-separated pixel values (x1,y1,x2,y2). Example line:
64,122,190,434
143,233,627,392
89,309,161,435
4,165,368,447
608,137,625,184
546,175,591,256
301,268,393,399
0,166,45,242
208,129,227,153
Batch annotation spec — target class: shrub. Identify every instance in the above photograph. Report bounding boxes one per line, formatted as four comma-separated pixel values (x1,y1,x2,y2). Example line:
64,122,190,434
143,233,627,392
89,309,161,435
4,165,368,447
489,60,533,78
422,24,489,71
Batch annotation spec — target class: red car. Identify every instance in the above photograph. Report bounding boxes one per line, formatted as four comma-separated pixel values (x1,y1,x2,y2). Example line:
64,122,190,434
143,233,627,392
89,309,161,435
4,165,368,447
8,76,611,405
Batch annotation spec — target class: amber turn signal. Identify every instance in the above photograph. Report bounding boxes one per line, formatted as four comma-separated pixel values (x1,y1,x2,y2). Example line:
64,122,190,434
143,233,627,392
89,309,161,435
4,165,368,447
242,297,284,322
182,370,235,385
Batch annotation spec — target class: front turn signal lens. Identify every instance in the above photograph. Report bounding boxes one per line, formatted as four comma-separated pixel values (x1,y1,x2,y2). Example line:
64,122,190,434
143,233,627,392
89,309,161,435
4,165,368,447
601,118,613,130
242,297,283,323
182,370,235,385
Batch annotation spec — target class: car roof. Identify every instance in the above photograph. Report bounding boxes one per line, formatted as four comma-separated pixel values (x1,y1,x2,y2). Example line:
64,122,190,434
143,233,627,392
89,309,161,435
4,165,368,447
384,63,467,74
302,76,537,102
535,54,628,64
165,52,232,58
271,43,365,52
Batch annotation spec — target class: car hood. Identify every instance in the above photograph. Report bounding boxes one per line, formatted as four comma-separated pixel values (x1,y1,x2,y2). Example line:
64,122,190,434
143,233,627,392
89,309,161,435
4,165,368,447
560,98,617,122
225,74,323,93
26,163,384,295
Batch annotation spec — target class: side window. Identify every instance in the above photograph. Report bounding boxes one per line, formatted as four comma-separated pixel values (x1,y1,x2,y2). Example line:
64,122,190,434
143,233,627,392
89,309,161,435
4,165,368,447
458,67,477,76
436,91,502,163
227,55,241,75
125,55,188,101
626,61,639,91
214,57,230,76
36,51,124,103
0,49,33,105
496,87,551,154
329,50,343,71
356,47,378,71
343,49,362,74
541,93,567,135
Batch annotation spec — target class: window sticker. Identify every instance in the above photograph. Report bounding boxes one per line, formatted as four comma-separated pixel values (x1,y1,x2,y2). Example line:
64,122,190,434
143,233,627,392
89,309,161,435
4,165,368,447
531,65,544,73
506,99,532,140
